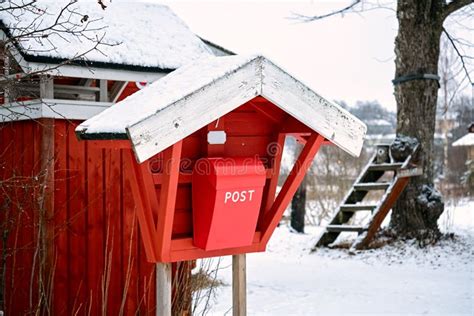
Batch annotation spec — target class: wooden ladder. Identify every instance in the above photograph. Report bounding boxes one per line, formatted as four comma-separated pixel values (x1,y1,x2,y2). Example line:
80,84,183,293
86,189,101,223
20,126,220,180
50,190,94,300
314,143,420,251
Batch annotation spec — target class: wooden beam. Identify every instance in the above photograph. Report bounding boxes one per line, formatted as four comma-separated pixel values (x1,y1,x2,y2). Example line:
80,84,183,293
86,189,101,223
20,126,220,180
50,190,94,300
248,100,286,124
260,133,285,228
40,75,54,99
78,78,94,86
352,177,410,250
38,118,55,299
110,81,128,103
156,262,172,316
4,52,10,103
97,79,108,102
55,84,100,94
233,254,247,316
126,151,158,262
260,133,325,245
156,141,183,261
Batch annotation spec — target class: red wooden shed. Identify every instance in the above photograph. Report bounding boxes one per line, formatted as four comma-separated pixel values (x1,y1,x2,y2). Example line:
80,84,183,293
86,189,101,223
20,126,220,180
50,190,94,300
0,2,229,315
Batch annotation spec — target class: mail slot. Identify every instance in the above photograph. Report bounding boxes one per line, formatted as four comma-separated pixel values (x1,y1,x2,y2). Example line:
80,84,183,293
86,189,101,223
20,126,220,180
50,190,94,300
192,157,266,250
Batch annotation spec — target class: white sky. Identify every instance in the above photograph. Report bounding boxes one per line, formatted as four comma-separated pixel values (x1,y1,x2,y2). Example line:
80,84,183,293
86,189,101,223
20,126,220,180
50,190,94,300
133,0,472,111
161,1,400,110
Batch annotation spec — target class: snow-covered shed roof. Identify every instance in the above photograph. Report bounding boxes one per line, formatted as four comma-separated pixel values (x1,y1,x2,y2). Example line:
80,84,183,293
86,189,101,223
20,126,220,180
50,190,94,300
0,1,213,72
76,55,367,163
453,133,474,147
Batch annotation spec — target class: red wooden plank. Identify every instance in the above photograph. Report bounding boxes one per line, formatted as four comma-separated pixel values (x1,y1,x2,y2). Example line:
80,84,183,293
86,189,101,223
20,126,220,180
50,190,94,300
260,133,325,245
66,122,88,315
88,140,132,149
156,141,183,261
86,141,105,315
1,123,17,313
248,99,287,124
103,147,123,315
153,173,192,185
12,121,29,314
224,112,276,136
137,234,155,314
224,136,274,157
169,233,262,262
53,120,70,315
172,209,193,237
120,150,140,314
21,121,36,311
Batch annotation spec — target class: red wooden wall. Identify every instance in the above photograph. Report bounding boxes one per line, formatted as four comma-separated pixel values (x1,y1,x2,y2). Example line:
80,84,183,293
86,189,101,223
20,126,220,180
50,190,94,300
0,120,158,315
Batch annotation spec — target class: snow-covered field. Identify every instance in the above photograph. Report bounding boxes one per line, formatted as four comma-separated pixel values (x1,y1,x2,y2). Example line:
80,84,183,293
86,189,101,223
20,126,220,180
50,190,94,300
205,199,473,315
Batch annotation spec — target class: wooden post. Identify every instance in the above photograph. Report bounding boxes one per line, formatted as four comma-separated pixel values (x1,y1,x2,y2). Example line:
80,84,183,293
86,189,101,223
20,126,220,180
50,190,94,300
156,262,172,316
233,254,246,316
110,81,128,103
98,79,108,102
4,50,10,104
40,75,54,99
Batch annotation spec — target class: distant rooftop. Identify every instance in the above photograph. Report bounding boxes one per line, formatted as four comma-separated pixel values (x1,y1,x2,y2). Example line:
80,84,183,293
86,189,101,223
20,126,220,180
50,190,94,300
453,133,474,147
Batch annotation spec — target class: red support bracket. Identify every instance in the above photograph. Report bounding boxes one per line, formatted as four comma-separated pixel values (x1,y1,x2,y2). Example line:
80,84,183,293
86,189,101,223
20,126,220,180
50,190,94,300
260,133,325,246
155,141,183,261
126,150,159,262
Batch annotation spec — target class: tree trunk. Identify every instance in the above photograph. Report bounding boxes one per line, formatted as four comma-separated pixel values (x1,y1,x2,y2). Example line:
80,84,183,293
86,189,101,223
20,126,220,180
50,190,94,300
391,1,446,241
290,175,307,233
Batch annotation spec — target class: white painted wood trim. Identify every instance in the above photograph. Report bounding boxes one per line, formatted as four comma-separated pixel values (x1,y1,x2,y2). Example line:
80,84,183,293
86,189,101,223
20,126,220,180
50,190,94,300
156,263,172,316
27,62,168,82
127,59,262,163
0,99,112,122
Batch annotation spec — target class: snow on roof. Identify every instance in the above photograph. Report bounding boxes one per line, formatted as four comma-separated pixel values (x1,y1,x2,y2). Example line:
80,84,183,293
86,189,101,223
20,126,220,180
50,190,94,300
0,1,213,70
76,54,367,162
78,54,257,135
453,133,474,147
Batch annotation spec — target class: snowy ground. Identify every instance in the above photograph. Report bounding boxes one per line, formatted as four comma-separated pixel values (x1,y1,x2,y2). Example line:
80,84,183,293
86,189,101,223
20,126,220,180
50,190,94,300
203,199,473,315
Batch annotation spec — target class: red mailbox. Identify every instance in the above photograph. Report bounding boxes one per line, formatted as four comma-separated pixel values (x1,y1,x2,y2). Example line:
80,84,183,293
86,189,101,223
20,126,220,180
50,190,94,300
192,157,266,250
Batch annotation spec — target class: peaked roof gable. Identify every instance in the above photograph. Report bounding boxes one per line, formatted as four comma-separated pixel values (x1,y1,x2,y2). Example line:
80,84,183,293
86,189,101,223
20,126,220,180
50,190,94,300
76,55,367,163
0,1,213,71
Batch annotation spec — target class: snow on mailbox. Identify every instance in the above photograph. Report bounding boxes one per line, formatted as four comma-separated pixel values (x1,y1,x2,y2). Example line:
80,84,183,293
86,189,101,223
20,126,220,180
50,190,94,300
76,55,367,263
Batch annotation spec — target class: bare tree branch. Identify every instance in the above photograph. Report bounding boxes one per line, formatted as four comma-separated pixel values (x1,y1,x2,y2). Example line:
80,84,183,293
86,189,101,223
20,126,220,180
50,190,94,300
288,0,362,22
442,0,474,20
442,27,473,84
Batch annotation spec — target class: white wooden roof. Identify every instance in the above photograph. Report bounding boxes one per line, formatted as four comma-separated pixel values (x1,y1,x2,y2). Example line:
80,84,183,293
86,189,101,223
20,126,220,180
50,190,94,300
76,55,367,163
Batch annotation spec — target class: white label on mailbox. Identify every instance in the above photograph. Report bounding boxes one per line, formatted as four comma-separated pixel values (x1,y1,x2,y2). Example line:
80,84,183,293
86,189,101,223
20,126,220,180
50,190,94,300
224,190,255,203
207,131,227,145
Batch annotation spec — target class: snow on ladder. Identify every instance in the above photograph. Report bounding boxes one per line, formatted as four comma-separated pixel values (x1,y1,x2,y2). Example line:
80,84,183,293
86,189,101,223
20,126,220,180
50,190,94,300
313,141,421,252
